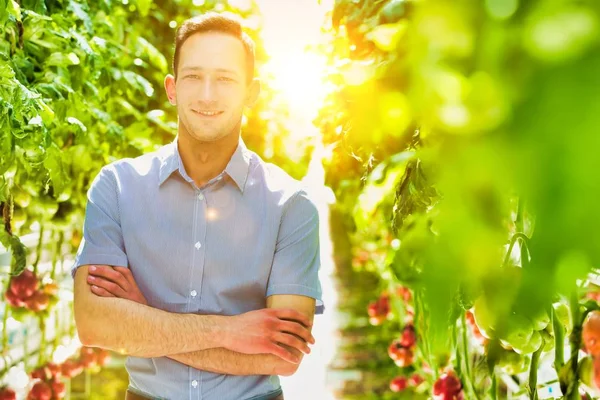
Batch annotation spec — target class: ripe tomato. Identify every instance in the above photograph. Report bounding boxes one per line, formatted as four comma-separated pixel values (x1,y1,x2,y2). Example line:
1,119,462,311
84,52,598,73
0,387,16,400
28,381,52,400
583,311,600,356
389,376,408,392
4,289,25,308
433,372,463,400
10,269,39,299
399,324,417,348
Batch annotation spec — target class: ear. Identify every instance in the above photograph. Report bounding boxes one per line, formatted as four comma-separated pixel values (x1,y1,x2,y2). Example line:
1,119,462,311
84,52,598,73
164,74,177,105
245,78,261,108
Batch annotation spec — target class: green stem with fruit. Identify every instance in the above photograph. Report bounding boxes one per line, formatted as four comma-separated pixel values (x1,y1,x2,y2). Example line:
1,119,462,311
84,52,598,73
528,343,543,400
2,280,9,351
415,289,437,382
38,314,47,365
1,282,9,377
565,292,582,398
490,372,498,400
453,318,461,377
553,306,565,376
461,312,480,400
50,230,64,281
32,224,44,274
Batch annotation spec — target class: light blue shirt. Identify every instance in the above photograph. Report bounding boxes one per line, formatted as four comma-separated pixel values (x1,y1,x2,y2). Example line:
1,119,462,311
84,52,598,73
72,138,323,400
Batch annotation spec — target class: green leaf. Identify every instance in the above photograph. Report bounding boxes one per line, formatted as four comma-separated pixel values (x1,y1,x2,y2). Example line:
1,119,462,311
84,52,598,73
10,234,26,275
7,0,21,22
366,22,407,52
137,37,168,72
136,0,151,17
0,0,8,26
70,29,96,56
68,0,92,32
66,116,87,132
123,71,154,97
44,144,65,195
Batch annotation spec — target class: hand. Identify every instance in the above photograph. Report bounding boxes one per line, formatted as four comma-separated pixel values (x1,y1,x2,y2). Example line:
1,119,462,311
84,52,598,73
222,308,315,364
87,265,148,306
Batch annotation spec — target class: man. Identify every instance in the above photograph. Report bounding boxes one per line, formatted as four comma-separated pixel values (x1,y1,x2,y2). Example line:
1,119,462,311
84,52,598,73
72,12,324,400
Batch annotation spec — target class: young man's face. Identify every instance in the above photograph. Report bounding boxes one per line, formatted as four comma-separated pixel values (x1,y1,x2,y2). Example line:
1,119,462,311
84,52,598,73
166,32,258,143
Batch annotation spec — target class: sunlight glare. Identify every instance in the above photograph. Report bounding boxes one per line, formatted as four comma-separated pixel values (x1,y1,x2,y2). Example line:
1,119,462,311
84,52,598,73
263,51,331,120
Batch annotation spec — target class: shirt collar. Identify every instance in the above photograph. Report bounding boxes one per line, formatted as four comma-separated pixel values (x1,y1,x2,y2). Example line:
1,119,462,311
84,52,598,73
224,139,252,193
158,140,179,186
158,138,251,193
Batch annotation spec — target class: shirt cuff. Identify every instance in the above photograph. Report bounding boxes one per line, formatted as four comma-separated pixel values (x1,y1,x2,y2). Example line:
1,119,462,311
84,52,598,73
266,284,325,315
71,253,129,279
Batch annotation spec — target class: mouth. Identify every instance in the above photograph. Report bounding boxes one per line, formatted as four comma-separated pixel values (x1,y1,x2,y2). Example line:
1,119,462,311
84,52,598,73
192,110,224,117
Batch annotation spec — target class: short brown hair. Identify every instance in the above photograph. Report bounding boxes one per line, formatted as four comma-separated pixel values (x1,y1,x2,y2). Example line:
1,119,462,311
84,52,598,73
173,13,255,84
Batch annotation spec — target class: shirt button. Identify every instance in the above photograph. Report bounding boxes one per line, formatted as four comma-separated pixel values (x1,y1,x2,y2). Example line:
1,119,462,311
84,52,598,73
195,242,202,250
198,193,204,200
192,380,198,388
190,290,197,297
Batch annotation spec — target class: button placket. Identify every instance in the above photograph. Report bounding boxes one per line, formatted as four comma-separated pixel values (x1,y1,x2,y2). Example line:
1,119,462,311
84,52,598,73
193,189,209,398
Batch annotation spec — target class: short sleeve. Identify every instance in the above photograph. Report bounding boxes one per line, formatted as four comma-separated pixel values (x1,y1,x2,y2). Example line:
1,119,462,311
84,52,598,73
71,165,128,279
266,190,324,314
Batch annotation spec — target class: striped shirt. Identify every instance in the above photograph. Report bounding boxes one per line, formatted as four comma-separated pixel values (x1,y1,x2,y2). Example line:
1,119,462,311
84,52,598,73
71,138,323,400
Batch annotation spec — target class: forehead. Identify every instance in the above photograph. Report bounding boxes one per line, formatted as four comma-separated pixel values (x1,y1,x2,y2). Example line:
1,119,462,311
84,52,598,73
178,32,246,75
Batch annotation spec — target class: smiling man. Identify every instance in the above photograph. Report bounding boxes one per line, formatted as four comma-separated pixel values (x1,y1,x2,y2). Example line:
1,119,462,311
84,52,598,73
71,12,323,400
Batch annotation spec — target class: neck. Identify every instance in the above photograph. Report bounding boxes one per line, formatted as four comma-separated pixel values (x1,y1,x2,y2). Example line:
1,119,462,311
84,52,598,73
177,130,239,188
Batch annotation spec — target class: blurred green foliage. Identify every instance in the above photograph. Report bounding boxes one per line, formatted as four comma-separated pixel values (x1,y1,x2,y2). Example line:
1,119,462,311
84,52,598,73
318,0,600,397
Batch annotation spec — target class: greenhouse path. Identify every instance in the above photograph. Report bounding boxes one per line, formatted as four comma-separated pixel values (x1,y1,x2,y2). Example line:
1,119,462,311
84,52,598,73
279,139,344,400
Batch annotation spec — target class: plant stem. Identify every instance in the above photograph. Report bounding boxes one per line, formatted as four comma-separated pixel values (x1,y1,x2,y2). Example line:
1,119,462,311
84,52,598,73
33,224,44,274
453,318,461,377
2,281,9,351
461,312,480,400
566,291,582,397
51,231,63,280
501,233,529,267
515,199,530,269
529,344,543,400
553,306,566,387
490,372,498,400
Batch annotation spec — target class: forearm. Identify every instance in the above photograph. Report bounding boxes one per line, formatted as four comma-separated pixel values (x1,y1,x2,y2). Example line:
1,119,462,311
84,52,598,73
166,345,301,376
75,295,225,358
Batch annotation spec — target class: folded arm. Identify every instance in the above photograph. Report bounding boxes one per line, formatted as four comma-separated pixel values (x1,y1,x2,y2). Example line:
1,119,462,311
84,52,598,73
74,265,226,357
80,265,315,370
166,294,315,376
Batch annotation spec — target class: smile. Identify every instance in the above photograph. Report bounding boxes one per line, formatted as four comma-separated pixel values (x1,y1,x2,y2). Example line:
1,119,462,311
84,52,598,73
192,110,224,117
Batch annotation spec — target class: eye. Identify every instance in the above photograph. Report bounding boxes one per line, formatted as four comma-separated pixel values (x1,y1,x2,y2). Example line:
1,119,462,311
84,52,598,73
218,76,235,82
186,75,200,79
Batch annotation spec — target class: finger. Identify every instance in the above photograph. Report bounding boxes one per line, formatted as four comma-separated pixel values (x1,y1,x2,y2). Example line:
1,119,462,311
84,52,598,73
274,332,311,355
113,266,136,285
90,285,116,298
88,266,129,292
279,320,315,344
274,309,312,328
87,276,126,298
268,343,299,364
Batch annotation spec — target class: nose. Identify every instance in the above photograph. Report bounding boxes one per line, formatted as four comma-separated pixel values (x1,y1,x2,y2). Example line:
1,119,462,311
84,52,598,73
199,78,216,102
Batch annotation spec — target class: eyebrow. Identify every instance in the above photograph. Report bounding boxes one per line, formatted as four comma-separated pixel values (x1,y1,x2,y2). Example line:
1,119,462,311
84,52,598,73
180,67,241,77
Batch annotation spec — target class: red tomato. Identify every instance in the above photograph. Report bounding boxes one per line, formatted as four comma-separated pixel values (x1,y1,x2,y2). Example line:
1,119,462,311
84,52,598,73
0,387,16,400
390,376,408,392
28,381,52,400
10,269,39,299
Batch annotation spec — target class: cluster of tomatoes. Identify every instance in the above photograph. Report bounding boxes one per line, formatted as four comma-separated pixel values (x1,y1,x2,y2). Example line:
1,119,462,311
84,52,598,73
0,347,111,400
4,269,59,313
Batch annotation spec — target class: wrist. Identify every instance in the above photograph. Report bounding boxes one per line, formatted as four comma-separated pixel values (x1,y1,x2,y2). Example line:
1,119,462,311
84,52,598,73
206,314,232,349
